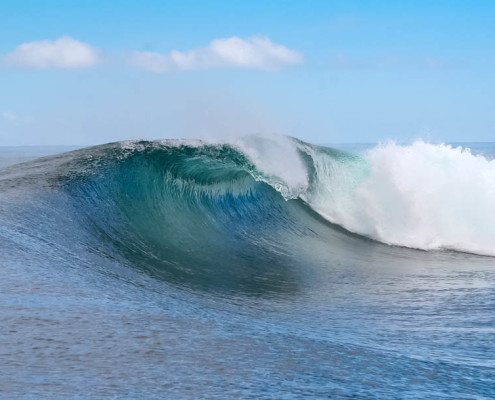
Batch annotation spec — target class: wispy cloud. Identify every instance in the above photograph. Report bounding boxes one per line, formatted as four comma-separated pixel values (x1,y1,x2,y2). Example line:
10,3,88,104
1,110,31,124
1,111,19,121
2,37,101,70
329,53,462,71
129,36,303,72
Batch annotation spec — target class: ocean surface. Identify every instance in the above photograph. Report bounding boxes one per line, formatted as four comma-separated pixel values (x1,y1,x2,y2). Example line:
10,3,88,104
0,137,494,399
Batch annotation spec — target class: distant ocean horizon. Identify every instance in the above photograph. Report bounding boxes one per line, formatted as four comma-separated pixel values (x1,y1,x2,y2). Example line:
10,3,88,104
2,139,494,166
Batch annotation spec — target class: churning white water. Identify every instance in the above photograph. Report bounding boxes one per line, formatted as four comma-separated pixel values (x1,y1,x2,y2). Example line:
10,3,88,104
236,137,495,255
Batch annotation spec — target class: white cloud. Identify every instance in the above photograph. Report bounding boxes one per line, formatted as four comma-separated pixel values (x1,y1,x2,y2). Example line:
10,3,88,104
129,36,303,72
1,110,31,124
3,37,101,70
1,111,19,121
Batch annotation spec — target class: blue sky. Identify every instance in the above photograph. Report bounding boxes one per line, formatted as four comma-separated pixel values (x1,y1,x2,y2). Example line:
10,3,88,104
0,0,494,145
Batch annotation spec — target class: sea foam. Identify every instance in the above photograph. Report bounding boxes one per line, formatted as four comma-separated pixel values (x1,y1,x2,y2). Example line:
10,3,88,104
236,137,495,256
306,141,495,255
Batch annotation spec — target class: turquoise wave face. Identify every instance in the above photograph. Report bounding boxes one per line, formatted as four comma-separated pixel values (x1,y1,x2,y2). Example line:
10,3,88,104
57,142,355,295
62,143,299,294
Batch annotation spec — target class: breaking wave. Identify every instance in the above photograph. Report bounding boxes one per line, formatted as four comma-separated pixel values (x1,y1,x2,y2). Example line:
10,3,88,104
2,134,494,276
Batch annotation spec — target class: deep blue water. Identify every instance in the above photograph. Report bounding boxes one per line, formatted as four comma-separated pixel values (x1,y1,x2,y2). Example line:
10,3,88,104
0,139,494,399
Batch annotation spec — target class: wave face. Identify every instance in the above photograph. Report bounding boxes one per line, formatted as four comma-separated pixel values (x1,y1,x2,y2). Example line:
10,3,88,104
61,140,313,294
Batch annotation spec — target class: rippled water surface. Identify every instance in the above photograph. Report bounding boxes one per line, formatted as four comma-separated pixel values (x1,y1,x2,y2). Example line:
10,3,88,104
0,140,494,399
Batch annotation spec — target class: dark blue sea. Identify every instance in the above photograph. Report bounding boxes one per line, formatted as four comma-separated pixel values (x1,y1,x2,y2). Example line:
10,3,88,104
1,137,494,399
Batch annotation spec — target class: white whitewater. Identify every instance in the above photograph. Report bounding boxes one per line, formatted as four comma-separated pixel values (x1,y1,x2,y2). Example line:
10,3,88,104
235,136,495,256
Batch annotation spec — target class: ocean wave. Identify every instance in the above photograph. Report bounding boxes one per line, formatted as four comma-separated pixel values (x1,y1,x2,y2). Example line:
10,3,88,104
2,135,493,260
